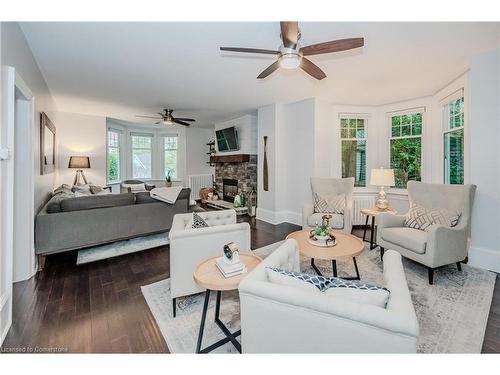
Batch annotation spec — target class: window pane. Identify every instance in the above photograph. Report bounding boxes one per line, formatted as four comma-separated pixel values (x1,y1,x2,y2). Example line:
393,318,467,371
340,128,348,138
390,138,421,188
401,125,411,136
401,115,410,125
132,149,152,178
132,135,152,149
452,114,462,129
391,125,400,137
349,119,357,127
444,129,464,184
164,136,178,179
340,118,348,127
412,113,422,124
108,147,120,182
391,116,400,126
412,123,422,136
342,140,366,187
349,128,356,138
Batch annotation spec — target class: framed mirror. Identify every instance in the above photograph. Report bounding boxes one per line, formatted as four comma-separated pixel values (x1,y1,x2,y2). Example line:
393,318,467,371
40,112,56,175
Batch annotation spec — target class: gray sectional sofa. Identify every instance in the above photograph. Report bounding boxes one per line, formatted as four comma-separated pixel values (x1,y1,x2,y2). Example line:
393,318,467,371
35,188,191,263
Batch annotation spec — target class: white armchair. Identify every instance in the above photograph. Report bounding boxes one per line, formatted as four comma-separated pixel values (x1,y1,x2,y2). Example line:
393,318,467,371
377,181,477,284
169,209,251,317
302,177,355,233
239,239,419,353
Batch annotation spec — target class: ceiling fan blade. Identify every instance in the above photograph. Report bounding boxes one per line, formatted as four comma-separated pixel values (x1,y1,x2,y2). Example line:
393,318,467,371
174,117,196,122
257,60,280,79
220,47,280,55
300,38,364,56
137,115,162,119
173,119,191,126
280,21,299,48
300,57,326,80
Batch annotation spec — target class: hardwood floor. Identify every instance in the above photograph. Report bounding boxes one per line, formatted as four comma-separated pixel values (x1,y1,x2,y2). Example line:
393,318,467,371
1,220,499,353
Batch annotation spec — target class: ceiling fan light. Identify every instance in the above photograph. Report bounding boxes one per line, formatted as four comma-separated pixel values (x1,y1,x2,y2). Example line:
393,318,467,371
163,119,174,125
279,54,300,69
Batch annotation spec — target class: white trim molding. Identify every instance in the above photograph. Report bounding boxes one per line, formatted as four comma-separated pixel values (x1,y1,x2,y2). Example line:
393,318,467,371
468,245,500,273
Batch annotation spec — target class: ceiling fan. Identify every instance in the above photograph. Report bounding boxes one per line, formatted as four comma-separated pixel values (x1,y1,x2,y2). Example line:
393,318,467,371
137,109,195,126
220,21,364,80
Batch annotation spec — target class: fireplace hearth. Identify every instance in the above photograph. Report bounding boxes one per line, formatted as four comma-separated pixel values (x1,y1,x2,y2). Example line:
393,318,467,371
222,179,238,202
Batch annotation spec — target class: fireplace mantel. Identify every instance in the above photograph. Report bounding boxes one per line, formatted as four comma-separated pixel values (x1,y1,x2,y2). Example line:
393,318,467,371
210,154,250,163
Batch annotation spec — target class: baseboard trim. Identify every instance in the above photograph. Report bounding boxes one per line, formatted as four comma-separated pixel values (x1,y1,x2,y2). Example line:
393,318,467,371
256,208,301,226
468,245,500,273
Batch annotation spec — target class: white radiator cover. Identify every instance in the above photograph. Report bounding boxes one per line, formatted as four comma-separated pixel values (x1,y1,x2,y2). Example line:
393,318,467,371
188,174,213,200
352,195,376,225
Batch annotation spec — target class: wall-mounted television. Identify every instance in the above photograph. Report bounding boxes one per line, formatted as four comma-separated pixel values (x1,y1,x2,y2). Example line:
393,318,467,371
216,126,239,152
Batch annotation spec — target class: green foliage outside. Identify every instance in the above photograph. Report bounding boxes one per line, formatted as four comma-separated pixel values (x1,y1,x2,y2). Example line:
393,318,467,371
108,150,119,182
390,138,421,188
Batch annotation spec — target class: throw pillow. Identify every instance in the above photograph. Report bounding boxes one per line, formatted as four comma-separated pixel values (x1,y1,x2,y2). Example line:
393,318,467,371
72,184,92,195
267,267,390,308
89,185,103,194
53,184,73,196
191,212,209,229
313,193,345,214
404,203,461,232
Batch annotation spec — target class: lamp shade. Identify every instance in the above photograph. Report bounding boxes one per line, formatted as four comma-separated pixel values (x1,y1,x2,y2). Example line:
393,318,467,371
370,168,395,187
68,156,90,169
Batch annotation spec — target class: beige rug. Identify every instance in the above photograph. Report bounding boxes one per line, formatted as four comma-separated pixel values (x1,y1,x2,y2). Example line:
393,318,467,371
141,241,496,353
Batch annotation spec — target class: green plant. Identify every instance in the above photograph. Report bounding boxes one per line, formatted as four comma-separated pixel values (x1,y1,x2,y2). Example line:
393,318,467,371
314,225,329,237
166,169,173,182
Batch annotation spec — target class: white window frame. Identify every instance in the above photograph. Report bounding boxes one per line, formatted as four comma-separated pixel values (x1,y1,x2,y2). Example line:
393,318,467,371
442,92,465,185
130,132,154,180
106,127,124,184
161,133,179,180
388,107,425,189
339,115,367,187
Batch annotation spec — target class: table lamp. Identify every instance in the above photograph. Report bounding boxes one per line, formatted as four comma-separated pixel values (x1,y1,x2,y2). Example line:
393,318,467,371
68,156,90,185
370,167,395,210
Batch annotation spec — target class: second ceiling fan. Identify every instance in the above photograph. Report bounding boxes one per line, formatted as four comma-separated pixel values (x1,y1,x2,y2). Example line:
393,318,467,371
220,21,364,80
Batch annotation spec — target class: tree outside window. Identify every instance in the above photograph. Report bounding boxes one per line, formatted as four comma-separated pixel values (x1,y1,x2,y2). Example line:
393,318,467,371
107,129,121,183
390,112,422,188
340,118,366,187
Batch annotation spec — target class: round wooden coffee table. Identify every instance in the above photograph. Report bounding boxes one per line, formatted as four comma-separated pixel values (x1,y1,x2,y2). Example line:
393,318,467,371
193,253,262,354
286,230,364,280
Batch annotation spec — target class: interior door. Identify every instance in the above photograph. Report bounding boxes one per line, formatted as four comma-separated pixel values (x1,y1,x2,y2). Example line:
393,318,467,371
0,66,15,345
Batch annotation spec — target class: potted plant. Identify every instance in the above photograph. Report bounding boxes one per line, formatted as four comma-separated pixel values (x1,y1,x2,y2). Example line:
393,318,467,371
165,170,173,187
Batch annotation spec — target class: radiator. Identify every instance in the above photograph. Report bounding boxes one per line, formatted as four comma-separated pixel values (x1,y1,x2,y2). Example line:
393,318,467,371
353,196,376,225
188,174,213,200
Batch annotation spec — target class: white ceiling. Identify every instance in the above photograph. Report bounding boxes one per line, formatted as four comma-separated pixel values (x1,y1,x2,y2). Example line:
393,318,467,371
21,22,499,127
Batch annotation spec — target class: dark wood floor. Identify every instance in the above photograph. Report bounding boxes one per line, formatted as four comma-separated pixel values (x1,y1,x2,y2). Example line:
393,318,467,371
1,218,499,353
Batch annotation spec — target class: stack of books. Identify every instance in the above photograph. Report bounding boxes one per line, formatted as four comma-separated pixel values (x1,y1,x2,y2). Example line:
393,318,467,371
215,258,247,278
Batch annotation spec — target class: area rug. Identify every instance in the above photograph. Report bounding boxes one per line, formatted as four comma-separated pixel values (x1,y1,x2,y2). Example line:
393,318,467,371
77,232,169,265
141,241,496,353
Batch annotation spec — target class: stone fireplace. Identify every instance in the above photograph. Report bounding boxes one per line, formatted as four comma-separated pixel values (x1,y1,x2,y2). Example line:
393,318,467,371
214,155,258,203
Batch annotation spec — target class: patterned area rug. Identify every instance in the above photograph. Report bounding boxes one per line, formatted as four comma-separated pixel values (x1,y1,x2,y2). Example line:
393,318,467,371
141,241,496,353
77,233,169,265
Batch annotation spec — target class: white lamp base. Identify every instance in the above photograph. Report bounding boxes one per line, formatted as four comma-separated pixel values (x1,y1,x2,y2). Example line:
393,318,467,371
376,186,389,210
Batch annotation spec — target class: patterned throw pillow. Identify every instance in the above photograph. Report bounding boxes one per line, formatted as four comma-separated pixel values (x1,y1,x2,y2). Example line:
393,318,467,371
191,212,209,229
267,267,390,308
404,203,461,232
313,193,345,214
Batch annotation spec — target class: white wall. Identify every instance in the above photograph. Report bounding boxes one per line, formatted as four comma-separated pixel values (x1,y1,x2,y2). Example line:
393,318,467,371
1,22,58,211
214,114,257,155
186,127,215,176
54,111,107,187
468,48,500,272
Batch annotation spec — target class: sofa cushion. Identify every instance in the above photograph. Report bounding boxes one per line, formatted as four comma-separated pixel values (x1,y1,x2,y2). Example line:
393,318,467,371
381,227,428,254
404,203,461,232
313,193,345,214
135,191,157,204
46,188,76,213
71,184,93,196
307,213,343,229
60,193,135,212
267,267,390,308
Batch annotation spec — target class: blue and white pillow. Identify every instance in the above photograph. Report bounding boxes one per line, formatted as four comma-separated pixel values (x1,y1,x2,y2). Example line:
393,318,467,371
267,267,390,308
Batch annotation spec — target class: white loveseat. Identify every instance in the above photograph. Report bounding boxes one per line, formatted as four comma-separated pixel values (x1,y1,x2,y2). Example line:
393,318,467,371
239,239,419,353
169,209,251,317
302,177,355,233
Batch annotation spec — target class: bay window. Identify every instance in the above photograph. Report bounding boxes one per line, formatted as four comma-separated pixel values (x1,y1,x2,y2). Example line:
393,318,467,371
390,111,423,188
443,96,464,184
340,117,366,187
131,133,153,179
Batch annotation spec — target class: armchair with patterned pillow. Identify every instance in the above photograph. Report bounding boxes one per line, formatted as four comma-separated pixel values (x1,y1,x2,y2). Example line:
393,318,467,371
377,181,477,284
302,177,355,233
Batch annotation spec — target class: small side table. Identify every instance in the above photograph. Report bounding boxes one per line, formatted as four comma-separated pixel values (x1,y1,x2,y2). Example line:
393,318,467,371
360,207,397,250
193,253,262,354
